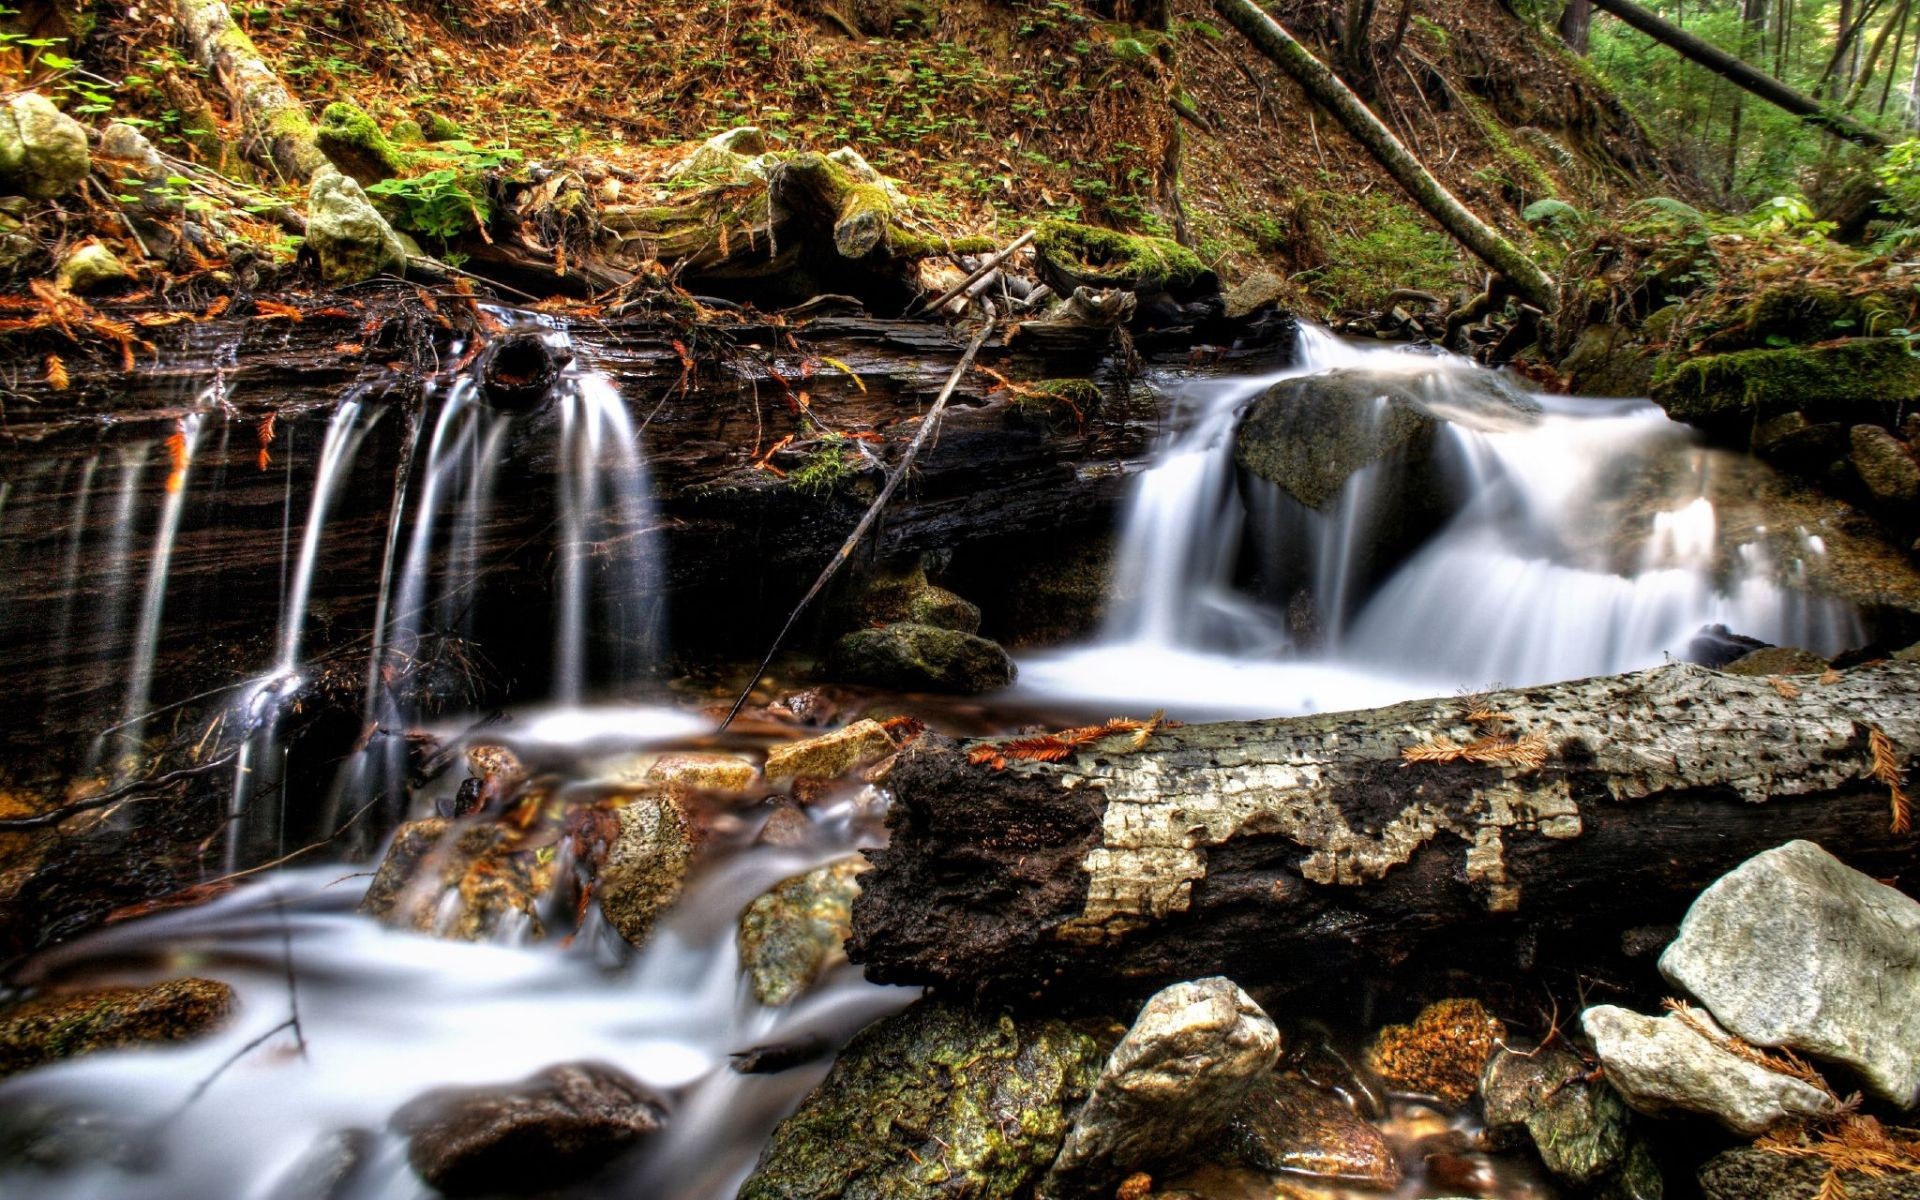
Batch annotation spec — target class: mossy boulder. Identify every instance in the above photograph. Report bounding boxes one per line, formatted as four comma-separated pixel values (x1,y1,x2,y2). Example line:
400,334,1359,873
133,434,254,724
1035,220,1215,301
0,92,90,200
422,113,465,143
738,999,1108,1200
315,101,409,185
56,240,129,294
1651,339,1920,437
0,978,234,1077
306,167,408,285
828,622,1016,693
737,855,866,1006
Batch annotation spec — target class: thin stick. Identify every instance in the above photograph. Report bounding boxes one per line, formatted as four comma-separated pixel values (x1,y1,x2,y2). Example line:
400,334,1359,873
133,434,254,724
273,886,309,1059
914,230,1036,317
0,752,240,831
717,319,996,730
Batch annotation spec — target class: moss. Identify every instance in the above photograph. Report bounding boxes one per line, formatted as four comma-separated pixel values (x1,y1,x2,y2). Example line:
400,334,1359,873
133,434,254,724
0,979,235,1077
316,100,410,185
422,112,466,143
1459,93,1558,204
790,435,856,495
1365,998,1506,1108
389,118,425,145
1012,378,1102,430
1650,338,1920,434
1298,190,1460,313
1035,219,1210,294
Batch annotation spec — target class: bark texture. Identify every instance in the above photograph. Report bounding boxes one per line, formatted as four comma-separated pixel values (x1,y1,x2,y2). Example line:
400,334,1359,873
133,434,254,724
848,662,1920,1005
174,0,328,180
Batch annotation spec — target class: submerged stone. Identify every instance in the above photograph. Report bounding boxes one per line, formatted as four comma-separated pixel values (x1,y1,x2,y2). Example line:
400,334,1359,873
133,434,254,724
1218,1072,1401,1188
737,855,866,1006
828,622,1016,693
739,999,1107,1200
1364,998,1506,1107
0,978,234,1077
359,818,555,941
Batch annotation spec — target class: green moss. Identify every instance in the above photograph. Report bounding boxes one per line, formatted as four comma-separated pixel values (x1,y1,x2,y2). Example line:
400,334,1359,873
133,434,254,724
790,435,856,495
422,112,465,143
1298,190,1461,312
389,118,425,145
1459,94,1558,204
1011,378,1102,429
1650,338,1920,433
316,100,409,184
1035,219,1209,293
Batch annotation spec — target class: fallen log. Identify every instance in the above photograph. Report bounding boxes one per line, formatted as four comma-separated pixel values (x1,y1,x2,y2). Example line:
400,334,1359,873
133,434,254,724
174,0,328,181
848,662,1920,1006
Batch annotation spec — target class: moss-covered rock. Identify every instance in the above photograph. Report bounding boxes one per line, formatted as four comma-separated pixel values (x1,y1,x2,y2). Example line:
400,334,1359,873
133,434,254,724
738,999,1108,1200
388,118,425,145
306,167,408,284
1481,1045,1630,1186
422,112,465,143
1364,998,1506,1108
1651,339,1920,436
56,241,130,294
0,978,234,1077
0,92,90,200
1851,424,1920,507
315,101,409,185
828,622,1016,693
737,855,866,1006
1036,220,1214,299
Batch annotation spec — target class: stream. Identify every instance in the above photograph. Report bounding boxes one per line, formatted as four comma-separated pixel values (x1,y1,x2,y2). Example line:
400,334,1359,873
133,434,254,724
0,316,1880,1199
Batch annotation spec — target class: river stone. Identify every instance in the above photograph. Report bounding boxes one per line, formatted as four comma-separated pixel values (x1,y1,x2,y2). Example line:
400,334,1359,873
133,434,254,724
1699,1143,1920,1199
1218,1072,1400,1187
739,999,1107,1200
1753,411,1848,474
359,818,555,941
260,1128,376,1200
1852,424,1920,506
907,585,982,634
0,978,234,1077
597,796,693,948
765,719,898,784
57,240,129,293
1365,998,1506,1107
828,622,1016,693
0,93,90,199
1659,839,1920,1106
737,855,866,1006
1580,1005,1836,1135
1042,978,1280,1196
395,1062,666,1197
644,751,759,793
306,166,407,284
1481,1044,1629,1185
1722,645,1829,676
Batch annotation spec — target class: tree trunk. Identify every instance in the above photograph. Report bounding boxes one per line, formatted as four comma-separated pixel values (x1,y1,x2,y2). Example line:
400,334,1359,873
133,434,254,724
1557,0,1593,53
173,0,328,181
848,662,1920,1006
1587,0,1891,146
1213,0,1557,311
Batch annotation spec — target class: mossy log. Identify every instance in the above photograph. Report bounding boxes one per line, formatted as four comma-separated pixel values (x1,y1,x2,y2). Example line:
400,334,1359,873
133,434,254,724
173,0,328,181
848,662,1920,1006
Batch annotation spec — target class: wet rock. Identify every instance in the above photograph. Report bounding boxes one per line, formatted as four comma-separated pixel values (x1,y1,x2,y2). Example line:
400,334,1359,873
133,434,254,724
828,622,1016,693
644,752,759,793
597,796,693,948
1659,839,1920,1106
1753,411,1847,474
908,585,983,634
738,855,866,1006
305,166,407,285
1043,978,1280,1196
1852,424,1920,507
359,818,554,941
741,999,1106,1200
395,1062,667,1197
0,978,234,1077
755,800,814,847
1364,998,1506,1107
1580,1004,1836,1135
764,718,898,784
1685,623,1769,668
1481,1044,1629,1185
1722,645,1829,676
56,240,129,293
1652,339,1920,436
1218,1072,1400,1187
0,92,90,199
1699,1143,1920,1199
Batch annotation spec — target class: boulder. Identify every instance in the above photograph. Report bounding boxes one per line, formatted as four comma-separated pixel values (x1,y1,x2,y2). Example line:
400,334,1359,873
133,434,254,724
908,586,982,634
1753,411,1848,475
739,999,1107,1200
1580,1005,1836,1135
836,562,981,634
1722,646,1829,676
827,622,1016,693
1364,998,1506,1107
737,855,866,1006
0,978,234,1077
1659,840,1920,1106
395,1062,666,1197
764,719,899,785
1699,1143,1920,1200
1217,1072,1400,1188
1481,1044,1630,1185
0,93,90,199
1852,424,1920,507
56,240,129,293
1652,340,1920,437
597,796,693,949
1042,978,1280,1196
305,166,407,284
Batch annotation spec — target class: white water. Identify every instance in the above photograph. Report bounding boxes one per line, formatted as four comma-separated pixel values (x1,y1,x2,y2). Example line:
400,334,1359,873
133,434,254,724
1018,329,1860,720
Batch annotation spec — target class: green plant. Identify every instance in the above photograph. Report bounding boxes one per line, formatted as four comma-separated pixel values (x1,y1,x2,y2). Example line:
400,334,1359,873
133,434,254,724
365,143,523,241
790,434,855,495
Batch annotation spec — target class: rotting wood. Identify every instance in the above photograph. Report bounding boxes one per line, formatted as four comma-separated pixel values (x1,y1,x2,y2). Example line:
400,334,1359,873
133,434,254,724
173,0,329,181
848,662,1920,1005
915,229,1039,317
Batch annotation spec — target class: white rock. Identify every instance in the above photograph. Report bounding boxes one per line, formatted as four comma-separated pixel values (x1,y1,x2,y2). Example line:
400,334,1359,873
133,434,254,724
1581,1004,1836,1136
1659,839,1920,1106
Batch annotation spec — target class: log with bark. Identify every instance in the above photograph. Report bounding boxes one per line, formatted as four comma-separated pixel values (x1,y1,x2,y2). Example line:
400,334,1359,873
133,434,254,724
848,662,1920,1006
174,0,329,181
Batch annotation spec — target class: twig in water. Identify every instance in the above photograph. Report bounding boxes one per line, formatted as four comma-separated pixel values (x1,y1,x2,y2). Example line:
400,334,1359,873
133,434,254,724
273,885,309,1060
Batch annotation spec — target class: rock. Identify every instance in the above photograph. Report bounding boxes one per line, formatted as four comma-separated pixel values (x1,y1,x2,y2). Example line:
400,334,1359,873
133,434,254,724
56,240,129,293
1852,424,1920,507
314,101,408,185
305,166,407,285
764,719,899,784
0,978,234,1077
1364,998,1506,1107
260,1128,376,1200
358,818,555,941
0,93,90,199
1659,839,1920,1106
597,796,693,948
1481,1044,1630,1185
98,121,166,180
1753,411,1848,474
1218,1072,1401,1188
908,585,983,634
1699,1143,1920,1200
828,622,1016,693
1685,623,1770,668
1722,646,1829,676
837,562,981,633
395,1062,667,1197
1579,1004,1836,1135
644,752,759,793
665,126,768,182
737,855,866,1006
755,800,813,847
1043,978,1280,1196
740,999,1107,1200
1223,271,1288,320
1652,340,1920,436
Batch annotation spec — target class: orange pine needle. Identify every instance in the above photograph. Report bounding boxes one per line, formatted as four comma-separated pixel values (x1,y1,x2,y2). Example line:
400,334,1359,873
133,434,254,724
44,354,68,391
1868,728,1911,835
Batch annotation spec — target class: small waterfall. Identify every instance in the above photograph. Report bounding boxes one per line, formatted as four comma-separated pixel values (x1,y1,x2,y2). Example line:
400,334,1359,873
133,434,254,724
116,410,205,770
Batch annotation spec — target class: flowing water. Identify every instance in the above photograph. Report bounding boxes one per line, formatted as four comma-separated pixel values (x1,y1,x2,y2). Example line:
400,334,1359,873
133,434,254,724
0,320,1883,1198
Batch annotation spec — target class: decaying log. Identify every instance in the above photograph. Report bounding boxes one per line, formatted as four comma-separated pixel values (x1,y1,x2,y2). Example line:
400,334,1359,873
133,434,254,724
174,0,328,181
849,662,1920,1005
